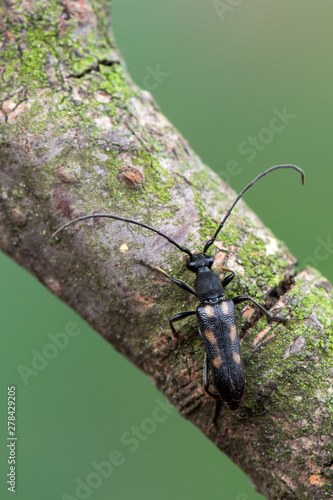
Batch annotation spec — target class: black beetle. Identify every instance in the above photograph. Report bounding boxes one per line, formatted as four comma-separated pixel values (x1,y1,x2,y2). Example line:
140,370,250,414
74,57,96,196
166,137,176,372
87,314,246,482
52,164,304,413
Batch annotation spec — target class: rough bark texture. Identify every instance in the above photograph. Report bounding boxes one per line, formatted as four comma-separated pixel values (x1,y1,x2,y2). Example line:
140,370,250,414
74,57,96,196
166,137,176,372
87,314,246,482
0,2,332,499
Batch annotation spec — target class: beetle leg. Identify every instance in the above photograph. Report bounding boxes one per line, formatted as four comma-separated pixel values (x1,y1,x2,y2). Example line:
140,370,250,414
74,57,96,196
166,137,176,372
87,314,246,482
221,267,236,288
169,311,196,337
203,353,210,393
233,295,289,323
136,259,197,296
203,355,222,427
203,355,219,398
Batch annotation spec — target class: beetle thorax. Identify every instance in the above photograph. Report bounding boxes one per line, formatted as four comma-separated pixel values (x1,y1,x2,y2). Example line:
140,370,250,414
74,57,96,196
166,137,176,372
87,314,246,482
195,267,224,302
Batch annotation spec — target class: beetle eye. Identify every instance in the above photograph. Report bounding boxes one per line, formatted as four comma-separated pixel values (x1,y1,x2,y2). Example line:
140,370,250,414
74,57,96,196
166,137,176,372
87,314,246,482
186,259,196,271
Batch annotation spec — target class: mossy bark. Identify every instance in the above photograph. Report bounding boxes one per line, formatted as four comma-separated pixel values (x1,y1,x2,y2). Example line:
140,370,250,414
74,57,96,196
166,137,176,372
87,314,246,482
0,2,332,499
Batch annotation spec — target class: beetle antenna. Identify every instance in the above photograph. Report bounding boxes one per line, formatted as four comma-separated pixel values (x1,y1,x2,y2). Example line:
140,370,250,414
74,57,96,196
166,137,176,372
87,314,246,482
51,213,193,257
203,164,305,253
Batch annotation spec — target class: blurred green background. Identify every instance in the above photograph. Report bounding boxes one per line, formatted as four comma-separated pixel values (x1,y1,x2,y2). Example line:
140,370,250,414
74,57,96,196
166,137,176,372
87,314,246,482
1,1,332,499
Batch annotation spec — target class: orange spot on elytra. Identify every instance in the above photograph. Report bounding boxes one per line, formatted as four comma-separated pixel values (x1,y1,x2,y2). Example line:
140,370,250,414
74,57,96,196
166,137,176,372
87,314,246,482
232,352,241,364
212,355,222,369
204,305,215,318
221,301,229,314
204,329,217,345
230,324,237,342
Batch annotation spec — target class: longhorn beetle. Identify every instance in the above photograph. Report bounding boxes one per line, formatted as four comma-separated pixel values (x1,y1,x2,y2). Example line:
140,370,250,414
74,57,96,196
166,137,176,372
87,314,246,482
52,164,304,413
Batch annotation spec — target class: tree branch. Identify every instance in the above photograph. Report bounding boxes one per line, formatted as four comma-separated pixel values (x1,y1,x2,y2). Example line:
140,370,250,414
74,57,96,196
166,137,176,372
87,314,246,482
0,2,332,498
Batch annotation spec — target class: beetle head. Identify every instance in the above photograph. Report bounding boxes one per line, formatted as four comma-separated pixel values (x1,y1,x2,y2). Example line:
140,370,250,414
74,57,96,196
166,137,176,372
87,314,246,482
186,253,214,273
